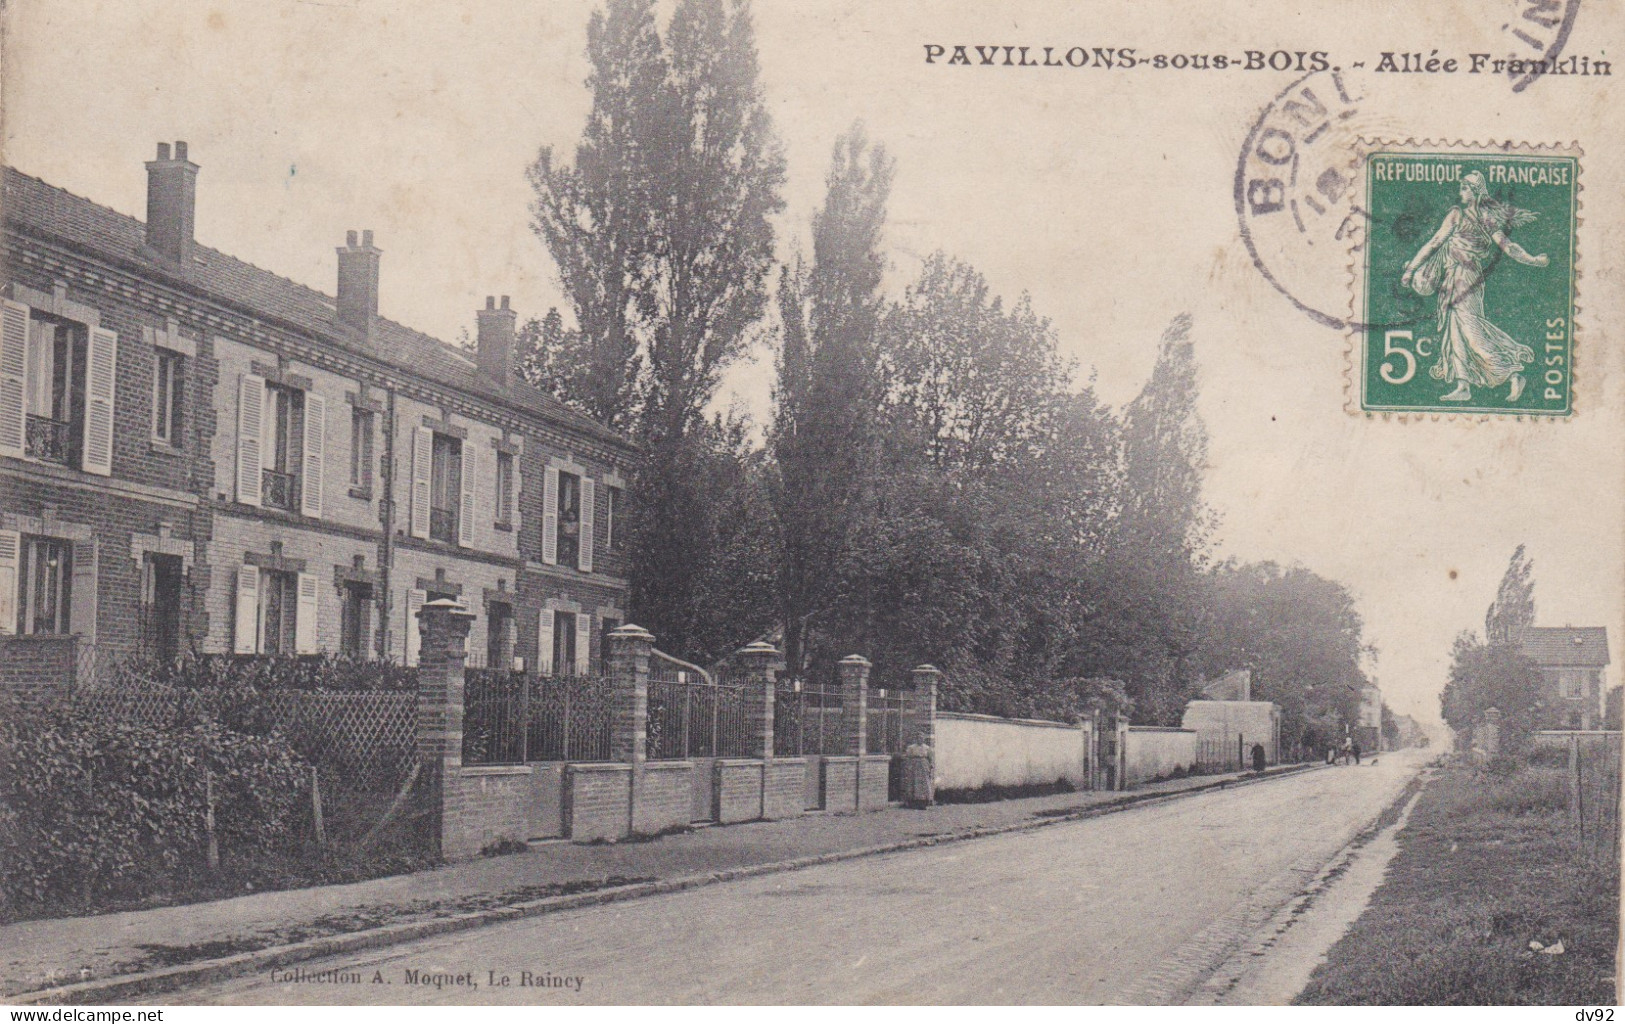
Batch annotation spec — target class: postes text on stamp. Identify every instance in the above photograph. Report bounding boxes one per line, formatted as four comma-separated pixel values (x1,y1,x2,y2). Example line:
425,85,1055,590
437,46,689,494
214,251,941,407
1356,143,1579,416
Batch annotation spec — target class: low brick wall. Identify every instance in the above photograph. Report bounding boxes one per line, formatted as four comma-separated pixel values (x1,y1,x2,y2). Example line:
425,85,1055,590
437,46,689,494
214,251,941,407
0,634,77,705
443,765,535,860
763,758,807,820
822,756,858,812
527,763,567,839
566,763,632,842
857,754,892,810
634,761,694,835
716,759,766,824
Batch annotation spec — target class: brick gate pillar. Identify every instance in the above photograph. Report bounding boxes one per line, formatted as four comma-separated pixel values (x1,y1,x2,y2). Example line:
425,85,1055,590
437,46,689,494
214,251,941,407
838,654,871,756
607,623,655,764
906,664,941,749
736,640,784,760
416,597,476,859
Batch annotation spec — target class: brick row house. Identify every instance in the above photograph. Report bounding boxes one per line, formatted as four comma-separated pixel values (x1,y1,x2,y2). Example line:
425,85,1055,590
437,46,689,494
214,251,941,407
0,142,637,686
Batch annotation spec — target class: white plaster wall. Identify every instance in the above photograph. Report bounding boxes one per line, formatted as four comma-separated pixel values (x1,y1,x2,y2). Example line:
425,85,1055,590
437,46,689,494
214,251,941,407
933,712,1088,790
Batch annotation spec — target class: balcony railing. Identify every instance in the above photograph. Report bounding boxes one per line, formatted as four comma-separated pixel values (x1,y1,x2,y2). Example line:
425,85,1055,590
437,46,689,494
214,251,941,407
430,506,458,544
262,468,300,511
26,414,74,465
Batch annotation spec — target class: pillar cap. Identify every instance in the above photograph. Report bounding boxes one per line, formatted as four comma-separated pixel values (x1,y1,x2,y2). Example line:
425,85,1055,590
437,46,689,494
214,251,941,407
419,597,475,620
737,640,781,657
838,654,872,668
609,623,656,643
912,664,942,675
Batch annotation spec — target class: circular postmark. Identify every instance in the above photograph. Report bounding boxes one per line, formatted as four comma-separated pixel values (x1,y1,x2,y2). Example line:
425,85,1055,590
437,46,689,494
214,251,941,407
1234,67,1395,331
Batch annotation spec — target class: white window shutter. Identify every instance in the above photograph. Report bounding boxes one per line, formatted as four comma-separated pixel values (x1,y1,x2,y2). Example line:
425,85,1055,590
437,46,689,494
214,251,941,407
236,374,265,506
68,538,98,642
301,392,326,518
81,327,117,476
458,442,476,547
574,612,592,675
579,477,595,573
295,571,320,654
0,301,27,458
405,587,426,666
537,608,555,677
542,465,559,565
411,427,432,539
233,564,260,654
0,530,18,634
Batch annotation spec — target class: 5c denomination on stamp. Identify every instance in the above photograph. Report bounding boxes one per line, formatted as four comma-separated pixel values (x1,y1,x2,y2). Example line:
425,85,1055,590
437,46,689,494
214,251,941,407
1354,141,1580,417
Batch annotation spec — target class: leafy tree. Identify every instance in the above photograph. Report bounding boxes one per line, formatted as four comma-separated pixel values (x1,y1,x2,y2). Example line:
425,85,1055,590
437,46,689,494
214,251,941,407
1484,544,1536,643
1439,630,1542,749
879,254,1073,477
527,0,787,656
772,124,894,674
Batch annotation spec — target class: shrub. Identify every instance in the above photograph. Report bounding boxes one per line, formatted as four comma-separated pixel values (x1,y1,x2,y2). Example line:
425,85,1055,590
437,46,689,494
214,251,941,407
0,697,310,919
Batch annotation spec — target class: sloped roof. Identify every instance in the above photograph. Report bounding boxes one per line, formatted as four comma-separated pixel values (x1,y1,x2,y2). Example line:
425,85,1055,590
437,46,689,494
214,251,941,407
1519,627,1610,667
1,166,633,451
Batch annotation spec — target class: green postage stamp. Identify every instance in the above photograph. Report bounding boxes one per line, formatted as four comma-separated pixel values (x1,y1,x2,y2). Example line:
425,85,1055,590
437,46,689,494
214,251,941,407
1356,143,1579,416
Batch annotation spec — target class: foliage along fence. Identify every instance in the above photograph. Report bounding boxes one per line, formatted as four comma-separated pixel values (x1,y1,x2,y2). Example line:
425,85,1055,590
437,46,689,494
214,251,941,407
1532,731,1623,869
0,655,433,920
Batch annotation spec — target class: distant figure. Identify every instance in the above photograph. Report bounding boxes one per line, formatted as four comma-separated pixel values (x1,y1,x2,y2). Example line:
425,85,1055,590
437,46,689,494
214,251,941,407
1251,743,1266,773
1352,740,1362,765
1339,736,1354,766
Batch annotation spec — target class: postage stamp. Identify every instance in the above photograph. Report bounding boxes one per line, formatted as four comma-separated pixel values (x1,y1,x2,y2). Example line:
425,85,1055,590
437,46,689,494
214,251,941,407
1352,142,1580,417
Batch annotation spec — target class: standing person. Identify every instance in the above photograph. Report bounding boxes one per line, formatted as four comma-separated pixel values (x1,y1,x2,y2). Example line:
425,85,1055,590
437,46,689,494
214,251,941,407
1352,739,1362,765
1339,735,1354,766
1401,170,1550,404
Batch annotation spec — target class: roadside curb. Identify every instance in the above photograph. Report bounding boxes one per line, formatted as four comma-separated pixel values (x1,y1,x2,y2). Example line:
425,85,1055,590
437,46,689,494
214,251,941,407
14,761,1323,1004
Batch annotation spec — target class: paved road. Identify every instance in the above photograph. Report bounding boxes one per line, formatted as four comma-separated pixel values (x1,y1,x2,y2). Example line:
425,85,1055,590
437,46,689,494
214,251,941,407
175,751,1427,1005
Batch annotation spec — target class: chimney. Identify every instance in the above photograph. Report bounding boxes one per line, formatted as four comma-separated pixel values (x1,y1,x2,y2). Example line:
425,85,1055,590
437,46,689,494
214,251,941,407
335,229,381,336
475,295,517,389
145,141,199,264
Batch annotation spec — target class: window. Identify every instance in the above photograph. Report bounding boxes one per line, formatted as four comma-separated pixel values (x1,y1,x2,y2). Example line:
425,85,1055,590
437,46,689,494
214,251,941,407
23,317,84,465
1563,670,1584,700
487,601,514,670
429,433,462,543
552,610,576,676
259,569,298,655
349,408,374,491
17,536,72,634
557,471,581,568
340,581,372,659
495,451,514,527
605,485,623,552
152,350,184,445
263,385,304,512
141,553,183,662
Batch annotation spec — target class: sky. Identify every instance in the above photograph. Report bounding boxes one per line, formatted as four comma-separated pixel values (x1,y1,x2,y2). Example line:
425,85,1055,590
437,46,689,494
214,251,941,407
4,0,1622,728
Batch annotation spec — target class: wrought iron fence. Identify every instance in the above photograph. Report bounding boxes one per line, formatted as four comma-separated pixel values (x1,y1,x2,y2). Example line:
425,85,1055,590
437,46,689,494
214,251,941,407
773,677,844,756
462,667,526,765
647,654,753,759
262,468,300,511
525,672,617,762
866,689,905,755
1197,737,1241,772
26,413,74,464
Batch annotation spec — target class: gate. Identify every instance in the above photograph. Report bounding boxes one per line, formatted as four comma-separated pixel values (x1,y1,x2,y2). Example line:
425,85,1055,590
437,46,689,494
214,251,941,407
774,676,844,809
867,686,906,801
647,650,752,822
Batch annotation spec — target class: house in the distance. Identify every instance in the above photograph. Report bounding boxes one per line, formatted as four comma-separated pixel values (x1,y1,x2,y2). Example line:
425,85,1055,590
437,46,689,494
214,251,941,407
1520,626,1610,730
1182,669,1282,764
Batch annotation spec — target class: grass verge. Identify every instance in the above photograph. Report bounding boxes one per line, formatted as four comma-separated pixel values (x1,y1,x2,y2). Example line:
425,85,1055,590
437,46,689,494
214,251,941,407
1295,761,1619,1005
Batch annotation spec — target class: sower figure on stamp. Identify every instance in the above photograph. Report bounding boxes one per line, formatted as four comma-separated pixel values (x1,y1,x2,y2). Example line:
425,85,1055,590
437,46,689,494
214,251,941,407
1401,170,1549,403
